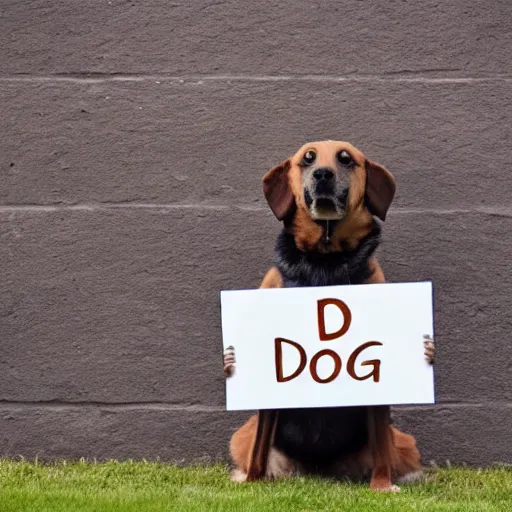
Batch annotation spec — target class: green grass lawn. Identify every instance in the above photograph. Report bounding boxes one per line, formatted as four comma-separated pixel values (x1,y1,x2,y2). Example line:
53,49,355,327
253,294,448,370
0,460,510,512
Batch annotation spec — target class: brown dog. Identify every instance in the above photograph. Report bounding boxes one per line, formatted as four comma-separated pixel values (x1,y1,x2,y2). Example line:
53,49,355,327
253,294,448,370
224,141,435,492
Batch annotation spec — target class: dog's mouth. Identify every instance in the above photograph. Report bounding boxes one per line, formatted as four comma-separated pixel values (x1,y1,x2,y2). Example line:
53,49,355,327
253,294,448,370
315,197,337,210
304,189,348,220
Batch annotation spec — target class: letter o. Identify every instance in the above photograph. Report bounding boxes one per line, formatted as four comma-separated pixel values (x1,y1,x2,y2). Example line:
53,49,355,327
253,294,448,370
309,349,342,383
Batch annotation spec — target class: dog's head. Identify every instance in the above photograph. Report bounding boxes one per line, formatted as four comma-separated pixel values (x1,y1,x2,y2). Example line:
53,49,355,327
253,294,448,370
263,141,395,224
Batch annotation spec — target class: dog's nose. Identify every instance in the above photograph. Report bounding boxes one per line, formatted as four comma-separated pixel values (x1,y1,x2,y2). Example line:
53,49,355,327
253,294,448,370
313,168,334,181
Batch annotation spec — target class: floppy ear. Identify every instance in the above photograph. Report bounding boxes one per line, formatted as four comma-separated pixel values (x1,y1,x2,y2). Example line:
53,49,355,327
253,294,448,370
262,159,295,221
365,160,396,221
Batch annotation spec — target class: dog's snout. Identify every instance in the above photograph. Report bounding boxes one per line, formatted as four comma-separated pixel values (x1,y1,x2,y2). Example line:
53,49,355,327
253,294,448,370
313,168,335,182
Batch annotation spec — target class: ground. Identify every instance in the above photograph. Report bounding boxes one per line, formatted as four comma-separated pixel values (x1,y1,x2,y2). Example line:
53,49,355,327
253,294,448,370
0,460,510,512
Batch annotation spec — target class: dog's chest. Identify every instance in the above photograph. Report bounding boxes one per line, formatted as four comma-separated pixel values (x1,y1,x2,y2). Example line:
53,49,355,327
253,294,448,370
274,407,369,465
273,228,382,464
275,268,371,462
281,262,351,287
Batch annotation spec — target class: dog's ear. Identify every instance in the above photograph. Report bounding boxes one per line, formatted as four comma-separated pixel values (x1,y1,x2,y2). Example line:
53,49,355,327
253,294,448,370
262,159,295,221
365,160,396,221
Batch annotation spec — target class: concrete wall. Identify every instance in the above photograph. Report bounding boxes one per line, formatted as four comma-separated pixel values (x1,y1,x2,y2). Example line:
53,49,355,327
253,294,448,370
0,0,511,466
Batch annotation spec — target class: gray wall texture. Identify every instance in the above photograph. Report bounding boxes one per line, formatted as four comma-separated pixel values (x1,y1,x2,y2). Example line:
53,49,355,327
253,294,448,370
1,0,511,466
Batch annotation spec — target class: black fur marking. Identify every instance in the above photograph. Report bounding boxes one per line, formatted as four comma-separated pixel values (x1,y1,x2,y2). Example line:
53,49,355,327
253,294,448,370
274,407,369,470
276,220,381,288
272,219,382,467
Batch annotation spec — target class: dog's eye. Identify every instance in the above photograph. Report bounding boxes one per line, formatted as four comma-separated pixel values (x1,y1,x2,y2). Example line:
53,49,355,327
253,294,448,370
337,150,353,166
302,150,316,165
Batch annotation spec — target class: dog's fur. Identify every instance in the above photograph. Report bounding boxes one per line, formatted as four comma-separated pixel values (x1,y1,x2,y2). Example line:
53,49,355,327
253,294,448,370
226,141,434,492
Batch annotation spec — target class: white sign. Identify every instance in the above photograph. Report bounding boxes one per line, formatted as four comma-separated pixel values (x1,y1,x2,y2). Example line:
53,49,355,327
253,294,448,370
221,282,435,411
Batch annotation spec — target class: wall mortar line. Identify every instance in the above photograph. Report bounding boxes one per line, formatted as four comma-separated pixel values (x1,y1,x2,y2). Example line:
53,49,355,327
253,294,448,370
0,401,509,411
1,74,512,84
0,204,511,216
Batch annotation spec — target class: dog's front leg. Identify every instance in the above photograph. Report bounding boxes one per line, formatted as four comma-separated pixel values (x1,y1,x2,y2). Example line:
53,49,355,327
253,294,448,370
244,267,284,480
362,262,398,490
245,410,279,481
368,405,399,492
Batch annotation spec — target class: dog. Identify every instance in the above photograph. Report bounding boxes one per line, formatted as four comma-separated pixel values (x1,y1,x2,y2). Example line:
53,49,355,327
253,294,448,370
223,141,435,492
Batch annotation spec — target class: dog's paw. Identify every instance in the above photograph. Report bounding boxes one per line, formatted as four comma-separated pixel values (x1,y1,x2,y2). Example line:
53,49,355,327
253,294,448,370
230,469,248,483
423,335,435,365
223,346,236,378
370,482,401,493
382,484,401,493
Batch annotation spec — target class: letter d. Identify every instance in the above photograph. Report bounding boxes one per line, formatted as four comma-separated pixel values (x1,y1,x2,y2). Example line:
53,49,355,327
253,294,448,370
317,298,352,341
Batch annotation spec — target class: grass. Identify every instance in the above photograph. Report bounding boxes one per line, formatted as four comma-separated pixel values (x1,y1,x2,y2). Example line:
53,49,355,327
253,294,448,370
0,460,510,512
